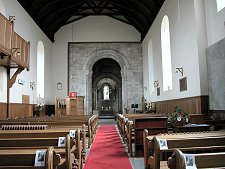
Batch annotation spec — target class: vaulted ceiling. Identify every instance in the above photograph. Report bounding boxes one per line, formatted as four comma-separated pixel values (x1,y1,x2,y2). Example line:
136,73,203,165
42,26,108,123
17,0,165,42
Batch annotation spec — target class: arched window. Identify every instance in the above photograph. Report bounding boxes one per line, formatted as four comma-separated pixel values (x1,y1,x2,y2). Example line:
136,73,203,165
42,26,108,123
216,0,225,12
148,39,154,93
103,85,109,100
37,41,45,98
161,15,172,91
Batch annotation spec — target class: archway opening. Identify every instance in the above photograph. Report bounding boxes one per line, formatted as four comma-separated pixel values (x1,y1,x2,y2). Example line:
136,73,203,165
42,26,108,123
92,58,122,116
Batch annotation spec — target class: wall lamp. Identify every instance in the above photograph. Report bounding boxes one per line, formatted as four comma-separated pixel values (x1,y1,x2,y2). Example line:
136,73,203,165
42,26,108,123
154,80,159,88
175,67,184,76
144,86,147,91
57,82,62,90
9,15,16,22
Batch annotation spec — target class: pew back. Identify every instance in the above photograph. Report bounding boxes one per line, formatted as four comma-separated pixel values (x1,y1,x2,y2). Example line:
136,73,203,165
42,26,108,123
143,129,225,169
0,147,61,169
168,149,225,169
150,135,225,169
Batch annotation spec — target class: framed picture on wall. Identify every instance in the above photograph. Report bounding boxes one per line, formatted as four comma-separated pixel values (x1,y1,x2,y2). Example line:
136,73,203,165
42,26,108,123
57,82,62,90
180,77,187,92
157,87,160,96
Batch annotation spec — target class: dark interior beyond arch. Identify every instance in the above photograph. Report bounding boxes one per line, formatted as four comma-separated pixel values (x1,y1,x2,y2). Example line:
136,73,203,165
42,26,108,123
92,58,122,116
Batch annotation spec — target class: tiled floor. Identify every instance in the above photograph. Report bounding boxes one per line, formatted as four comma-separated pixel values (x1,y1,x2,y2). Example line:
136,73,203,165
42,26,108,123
85,118,145,169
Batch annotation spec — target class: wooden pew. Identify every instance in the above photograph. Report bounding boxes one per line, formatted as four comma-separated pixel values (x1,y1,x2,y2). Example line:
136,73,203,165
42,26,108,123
1,124,48,130
116,113,167,157
144,131,225,169
0,114,99,164
0,133,79,169
0,114,99,148
116,113,164,144
0,117,89,169
168,149,225,169
143,129,225,169
0,146,61,169
0,126,86,169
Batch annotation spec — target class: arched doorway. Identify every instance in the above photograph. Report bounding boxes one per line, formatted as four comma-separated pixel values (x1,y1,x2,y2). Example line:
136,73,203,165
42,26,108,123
92,58,122,116
83,47,130,114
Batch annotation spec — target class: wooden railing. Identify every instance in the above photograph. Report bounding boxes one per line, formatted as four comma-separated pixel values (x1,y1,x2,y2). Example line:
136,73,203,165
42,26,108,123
11,31,30,69
0,13,13,56
0,12,30,88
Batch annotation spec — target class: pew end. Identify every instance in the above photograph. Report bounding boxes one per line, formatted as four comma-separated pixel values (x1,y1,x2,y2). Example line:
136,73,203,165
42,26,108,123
0,147,61,169
168,149,225,169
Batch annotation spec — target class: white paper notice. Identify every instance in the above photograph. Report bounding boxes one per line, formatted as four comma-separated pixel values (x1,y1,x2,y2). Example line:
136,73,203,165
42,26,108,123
58,137,66,147
69,130,76,138
184,154,197,169
159,139,168,150
34,150,46,166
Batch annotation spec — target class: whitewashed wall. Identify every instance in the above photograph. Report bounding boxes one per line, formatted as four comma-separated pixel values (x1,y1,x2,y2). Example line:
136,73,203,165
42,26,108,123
0,1,7,102
143,0,209,102
2,0,222,107
194,0,208,95
0,0,53,104
204,0,225,46
52,16,141,103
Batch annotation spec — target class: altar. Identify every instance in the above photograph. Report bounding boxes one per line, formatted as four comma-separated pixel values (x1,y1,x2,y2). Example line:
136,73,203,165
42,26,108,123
99,110,114,116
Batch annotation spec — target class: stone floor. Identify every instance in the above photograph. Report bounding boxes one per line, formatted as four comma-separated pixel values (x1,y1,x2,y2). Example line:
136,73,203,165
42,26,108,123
85,118,144,169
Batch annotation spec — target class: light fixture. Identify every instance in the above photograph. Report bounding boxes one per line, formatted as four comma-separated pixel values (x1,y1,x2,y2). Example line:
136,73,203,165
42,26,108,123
175,67,184,76
9,15,16,22
154,80,159,88
30,82,35,90
144,86,147,91
57,82,62,90
18,79,25,85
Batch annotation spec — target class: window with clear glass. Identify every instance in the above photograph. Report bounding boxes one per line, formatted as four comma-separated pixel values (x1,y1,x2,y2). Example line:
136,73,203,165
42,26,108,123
37,41,45,98
103,85,109,100
217,0,225,12
148,39,154,93
161,15,173,91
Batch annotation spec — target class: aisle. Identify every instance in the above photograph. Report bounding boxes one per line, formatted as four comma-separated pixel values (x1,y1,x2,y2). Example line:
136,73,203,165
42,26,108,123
84,124,133,169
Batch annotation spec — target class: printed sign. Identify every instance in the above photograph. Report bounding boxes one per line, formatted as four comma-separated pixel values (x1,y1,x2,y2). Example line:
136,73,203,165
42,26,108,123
58,137,66,147
184,154,197,169
34,150,46,166
159,139,168,150
70,130,76,138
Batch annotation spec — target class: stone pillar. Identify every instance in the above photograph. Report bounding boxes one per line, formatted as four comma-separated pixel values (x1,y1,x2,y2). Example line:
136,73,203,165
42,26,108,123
121,69,128,113
118,87,122,113
86,70,92,114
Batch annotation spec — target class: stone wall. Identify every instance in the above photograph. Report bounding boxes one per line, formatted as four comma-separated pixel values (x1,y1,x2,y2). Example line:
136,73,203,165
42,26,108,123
68,42,143,114
206,37,225,110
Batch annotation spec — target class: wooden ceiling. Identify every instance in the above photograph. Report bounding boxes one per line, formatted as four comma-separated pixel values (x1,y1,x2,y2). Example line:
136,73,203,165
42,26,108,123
17,0,165,42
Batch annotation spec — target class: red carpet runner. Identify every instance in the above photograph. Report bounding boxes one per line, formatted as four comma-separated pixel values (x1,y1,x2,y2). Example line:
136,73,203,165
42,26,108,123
84,125,133,169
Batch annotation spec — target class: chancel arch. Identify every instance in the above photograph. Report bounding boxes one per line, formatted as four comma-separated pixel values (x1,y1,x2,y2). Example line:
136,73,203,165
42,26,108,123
83,47,130,114
68,43,142,115
92,59,122,116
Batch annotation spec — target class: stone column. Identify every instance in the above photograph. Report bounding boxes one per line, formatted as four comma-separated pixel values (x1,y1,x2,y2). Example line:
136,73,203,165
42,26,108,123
121,69,128,113
86,70,92,114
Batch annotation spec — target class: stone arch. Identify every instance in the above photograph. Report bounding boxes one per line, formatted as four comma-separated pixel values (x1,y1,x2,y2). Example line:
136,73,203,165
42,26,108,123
83,48,130,71
84,48,130,114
